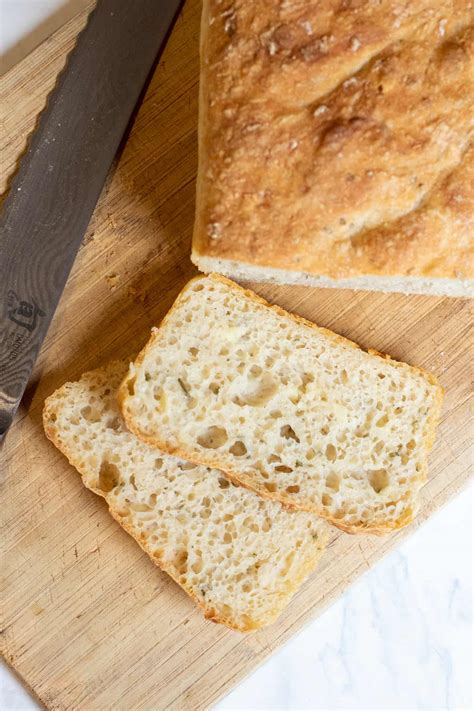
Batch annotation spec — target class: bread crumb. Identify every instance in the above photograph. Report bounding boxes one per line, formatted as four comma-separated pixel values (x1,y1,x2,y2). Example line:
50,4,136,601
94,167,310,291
105,273,119,289
343,77,358,89
350,36,361,52
313,105,329,117
207,222,222,240
267,41,278,56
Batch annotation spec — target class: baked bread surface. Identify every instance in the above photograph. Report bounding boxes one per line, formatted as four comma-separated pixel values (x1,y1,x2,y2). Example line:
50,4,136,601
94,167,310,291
192,0,474,296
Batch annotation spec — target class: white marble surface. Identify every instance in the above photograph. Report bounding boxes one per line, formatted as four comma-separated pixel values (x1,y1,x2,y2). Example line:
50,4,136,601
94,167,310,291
0,4,472,709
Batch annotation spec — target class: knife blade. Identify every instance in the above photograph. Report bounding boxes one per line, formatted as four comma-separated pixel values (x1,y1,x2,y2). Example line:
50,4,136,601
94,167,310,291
0,0,184,443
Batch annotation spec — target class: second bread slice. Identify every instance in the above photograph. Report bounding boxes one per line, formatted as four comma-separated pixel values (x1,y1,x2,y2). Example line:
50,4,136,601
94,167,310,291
119,274,443,533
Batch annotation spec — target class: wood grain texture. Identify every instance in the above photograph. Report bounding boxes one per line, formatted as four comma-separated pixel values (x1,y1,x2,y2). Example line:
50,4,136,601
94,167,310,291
1,2,472,709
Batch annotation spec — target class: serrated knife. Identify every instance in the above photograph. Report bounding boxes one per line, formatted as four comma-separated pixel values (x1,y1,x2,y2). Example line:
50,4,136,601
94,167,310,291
0,0,184,443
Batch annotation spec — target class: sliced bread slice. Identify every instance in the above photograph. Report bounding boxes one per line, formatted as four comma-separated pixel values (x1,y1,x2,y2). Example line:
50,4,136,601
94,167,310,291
119,274,443,533
43,361,328,632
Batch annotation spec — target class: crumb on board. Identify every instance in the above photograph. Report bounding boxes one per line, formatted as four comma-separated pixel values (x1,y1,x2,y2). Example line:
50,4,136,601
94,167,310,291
105,273,120,289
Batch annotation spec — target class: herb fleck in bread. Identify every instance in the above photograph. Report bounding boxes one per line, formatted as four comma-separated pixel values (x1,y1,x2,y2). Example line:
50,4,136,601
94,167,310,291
43,361,328,632
119,274,443,533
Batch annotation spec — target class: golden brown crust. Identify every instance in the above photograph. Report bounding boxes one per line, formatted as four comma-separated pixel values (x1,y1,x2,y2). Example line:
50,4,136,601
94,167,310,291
119,274,443,534
193,1,474,285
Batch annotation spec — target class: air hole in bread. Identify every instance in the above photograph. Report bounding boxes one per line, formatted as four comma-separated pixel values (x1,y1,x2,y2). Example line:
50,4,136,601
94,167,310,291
106,416,121,431
268,453,281,463
98,460,120,492
229,440,247,456
153,387,166,413
218,477,230,489
178,461,197,471
191,559,203,574
233,373,278,407
275,465,293,473
174,549,188,574
280,424,299,442
306,448,316,460
373,441,384,454
209,382,220,395
264,482,277,492
325,444,337,462
340,369,349,384
130,474,137,491
130,502,152,512
80,405,101,423
286,485,300,494
325,472,340,491
322,493,332,506
197,426,228,449
368,468,389,493
127,377,136,396
376,414,389,427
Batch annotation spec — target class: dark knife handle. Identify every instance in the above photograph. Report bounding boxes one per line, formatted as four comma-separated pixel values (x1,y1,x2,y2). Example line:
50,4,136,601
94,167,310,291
0,0,183,442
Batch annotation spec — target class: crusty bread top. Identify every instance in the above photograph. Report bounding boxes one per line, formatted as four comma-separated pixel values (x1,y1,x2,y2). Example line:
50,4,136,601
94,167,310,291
193,0,473,282
43,360,328,632
119,274,443,533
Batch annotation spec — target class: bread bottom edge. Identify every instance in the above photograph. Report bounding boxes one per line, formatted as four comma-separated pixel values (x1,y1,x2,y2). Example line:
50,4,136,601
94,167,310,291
192,254,473,299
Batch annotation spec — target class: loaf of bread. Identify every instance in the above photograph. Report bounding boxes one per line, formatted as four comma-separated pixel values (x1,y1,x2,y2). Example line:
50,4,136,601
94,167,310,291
43,361,329,631
192,0,473,297
119,274,443,533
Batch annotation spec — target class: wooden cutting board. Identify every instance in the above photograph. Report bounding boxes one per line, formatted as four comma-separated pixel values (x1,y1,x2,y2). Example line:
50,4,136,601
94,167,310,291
1,2,471,709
